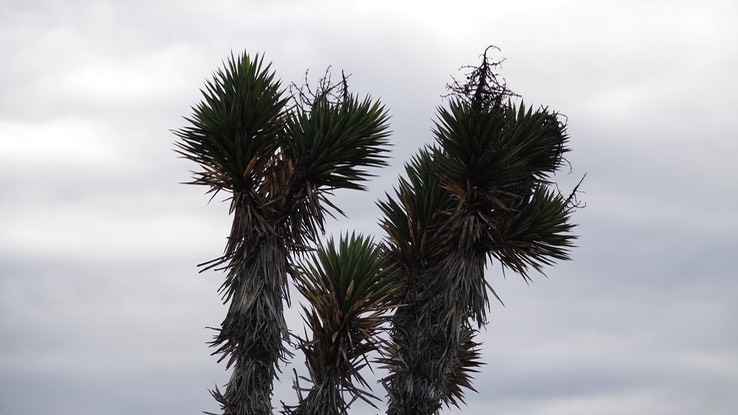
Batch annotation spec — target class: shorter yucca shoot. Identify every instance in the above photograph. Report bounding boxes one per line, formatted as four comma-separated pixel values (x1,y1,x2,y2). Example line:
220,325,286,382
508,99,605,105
288,233,399,415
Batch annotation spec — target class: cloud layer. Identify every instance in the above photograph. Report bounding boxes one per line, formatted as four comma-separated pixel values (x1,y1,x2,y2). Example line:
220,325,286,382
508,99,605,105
1,1,737,414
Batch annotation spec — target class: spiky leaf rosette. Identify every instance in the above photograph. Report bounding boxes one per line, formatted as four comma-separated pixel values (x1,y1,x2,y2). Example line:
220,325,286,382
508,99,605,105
174,52,288,197
283,94,391,192
278,91,391,245
377,148,453,280
432,100,576,282
288,233,399,415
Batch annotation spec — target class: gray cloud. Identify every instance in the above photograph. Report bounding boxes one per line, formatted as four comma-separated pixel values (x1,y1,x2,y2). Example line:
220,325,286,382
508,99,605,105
1,0,737,414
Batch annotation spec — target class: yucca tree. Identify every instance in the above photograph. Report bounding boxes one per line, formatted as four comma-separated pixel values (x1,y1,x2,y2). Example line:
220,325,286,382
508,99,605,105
286,233,399,415
379,48,580,414
174,52,391,415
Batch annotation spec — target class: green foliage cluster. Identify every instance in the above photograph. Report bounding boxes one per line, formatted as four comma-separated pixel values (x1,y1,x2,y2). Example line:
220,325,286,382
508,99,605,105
176,48,580,415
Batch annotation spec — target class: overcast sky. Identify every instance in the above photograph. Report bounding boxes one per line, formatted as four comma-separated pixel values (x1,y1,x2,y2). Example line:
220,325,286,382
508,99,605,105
1,1,737,414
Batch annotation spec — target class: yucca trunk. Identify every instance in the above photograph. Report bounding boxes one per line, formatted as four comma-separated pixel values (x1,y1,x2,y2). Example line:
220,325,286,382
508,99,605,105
291,374,346,415
209,235,289,415
385,308,452,415
386,326,480,415
384,257,485,415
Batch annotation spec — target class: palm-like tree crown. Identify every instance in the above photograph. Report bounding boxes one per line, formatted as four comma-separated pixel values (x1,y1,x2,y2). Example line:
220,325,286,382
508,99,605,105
380,48,579,414
289,233,399,415
175,53,391,257
174,52,391,415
